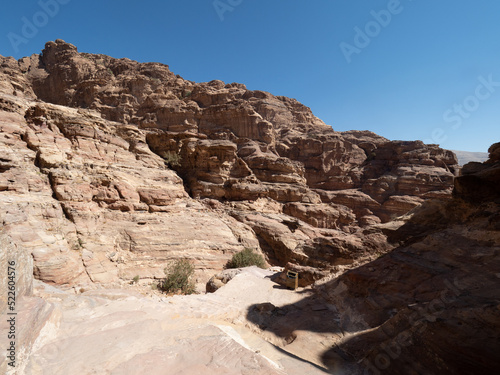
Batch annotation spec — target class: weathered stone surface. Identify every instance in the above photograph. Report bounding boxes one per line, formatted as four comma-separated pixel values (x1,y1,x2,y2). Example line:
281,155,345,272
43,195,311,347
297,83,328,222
454,142,500,203
0,40,496,375
283,202,356,230
241,152,500,374
230,209,391,286
0,89,251,289
206,268,244,293
0,106,89,289
313,153,500,374
0,269,331,375
0,39,460,291
15,40,458,224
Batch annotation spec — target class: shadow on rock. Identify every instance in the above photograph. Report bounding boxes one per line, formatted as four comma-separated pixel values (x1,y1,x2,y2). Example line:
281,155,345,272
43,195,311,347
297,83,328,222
246,293,356,374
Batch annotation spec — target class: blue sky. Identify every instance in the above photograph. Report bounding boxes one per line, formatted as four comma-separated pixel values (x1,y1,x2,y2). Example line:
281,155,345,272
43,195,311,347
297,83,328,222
1,0,499,152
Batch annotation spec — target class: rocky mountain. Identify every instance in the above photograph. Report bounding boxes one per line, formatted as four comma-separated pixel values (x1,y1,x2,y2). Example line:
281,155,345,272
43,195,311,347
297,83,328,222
233,144,499,375
3,40,494,374
313,142,500,374
0,40,459,292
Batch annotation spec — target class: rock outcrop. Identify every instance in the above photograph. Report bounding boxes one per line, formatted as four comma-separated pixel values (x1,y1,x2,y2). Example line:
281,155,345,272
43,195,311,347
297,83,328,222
0,40,497,375
310,146,500,374
1,39,459,291
0,94,257,289
21,40,458,212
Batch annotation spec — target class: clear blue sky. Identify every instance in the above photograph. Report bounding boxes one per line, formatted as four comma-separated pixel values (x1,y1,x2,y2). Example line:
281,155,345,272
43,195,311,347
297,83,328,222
1,0,499,152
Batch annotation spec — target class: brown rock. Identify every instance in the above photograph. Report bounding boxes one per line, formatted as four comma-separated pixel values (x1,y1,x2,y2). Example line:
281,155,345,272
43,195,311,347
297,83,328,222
1,40,487,374
488,141,500,163
14,40,457,224
0,40,461,294
454,143,500,203
206,268,244,293
315,153,500,374
283,202,355,229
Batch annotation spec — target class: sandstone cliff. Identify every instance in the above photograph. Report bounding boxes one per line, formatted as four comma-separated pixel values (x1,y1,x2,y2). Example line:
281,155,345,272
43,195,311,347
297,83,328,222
0,40,497,375
0,40,459,292
307,143,500,374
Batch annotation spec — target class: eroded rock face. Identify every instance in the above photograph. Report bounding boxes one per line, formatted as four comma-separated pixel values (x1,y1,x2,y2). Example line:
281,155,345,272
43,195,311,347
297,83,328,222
0,87,253,290
21,40,458,215
1,40,497,375
0,40,460,292
454,141,500,203
314,151,500,374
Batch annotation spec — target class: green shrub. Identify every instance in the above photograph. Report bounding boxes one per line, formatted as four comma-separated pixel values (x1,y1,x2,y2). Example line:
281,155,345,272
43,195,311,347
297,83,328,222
132,275,140,284
159,259,196,295
226,248,266,269
160,151,181,167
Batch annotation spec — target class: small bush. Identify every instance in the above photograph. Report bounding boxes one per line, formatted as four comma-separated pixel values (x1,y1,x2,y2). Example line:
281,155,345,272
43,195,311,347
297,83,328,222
159,259,196,295
226,248,266,269
160,151,181,167
132,275,140,284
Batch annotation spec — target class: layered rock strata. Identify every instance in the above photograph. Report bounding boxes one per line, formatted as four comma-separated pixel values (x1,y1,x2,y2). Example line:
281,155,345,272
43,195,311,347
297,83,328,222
0,40,459,289
310,145,500,374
